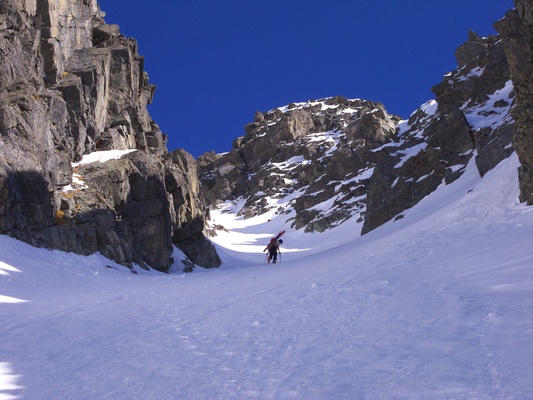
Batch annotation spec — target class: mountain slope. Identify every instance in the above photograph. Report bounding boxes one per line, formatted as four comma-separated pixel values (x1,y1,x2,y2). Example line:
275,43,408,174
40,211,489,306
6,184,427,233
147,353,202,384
1,152,532,399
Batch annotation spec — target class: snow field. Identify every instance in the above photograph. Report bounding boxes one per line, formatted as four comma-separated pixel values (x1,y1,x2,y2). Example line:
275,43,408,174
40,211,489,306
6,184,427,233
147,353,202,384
1,153,533,399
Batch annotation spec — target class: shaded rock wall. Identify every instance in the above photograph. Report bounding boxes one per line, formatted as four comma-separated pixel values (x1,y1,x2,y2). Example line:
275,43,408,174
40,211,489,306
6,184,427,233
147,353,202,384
496,0,533,204
164,149,220,268
364,31,514,233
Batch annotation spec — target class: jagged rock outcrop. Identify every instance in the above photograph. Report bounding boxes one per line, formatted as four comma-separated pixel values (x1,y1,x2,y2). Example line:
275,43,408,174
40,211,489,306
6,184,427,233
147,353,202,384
496,0,533,204
164,150,220,268
199,28,515,236
199,97,400,232
364,30,514,233
0,0,220,271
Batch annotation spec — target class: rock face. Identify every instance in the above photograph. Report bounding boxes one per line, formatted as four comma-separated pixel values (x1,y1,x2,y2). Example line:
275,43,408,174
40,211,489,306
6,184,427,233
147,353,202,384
199,98,400,233
365,31,514,233
496,0,533,204
199,29,515,236
0,0,220,271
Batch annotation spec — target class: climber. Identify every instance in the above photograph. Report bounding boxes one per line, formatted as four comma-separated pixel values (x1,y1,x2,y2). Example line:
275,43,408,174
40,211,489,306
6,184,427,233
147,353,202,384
264,237,282,264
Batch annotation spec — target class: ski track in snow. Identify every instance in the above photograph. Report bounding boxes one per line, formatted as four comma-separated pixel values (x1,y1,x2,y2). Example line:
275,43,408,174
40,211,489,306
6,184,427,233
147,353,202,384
1,154,533,399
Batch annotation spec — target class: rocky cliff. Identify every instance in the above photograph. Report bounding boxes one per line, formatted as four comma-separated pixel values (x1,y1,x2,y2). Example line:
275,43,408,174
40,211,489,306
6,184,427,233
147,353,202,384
0,0,220,271
496,0,533,204
199,26,515,236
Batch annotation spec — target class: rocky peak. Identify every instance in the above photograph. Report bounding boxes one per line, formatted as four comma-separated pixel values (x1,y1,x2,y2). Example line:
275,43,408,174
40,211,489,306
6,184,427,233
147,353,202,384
199,97,401,232
454,30,492,68
200,27,516,237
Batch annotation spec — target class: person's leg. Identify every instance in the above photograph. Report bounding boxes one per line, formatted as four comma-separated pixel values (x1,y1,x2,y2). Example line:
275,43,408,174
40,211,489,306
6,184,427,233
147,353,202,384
269,248,276,264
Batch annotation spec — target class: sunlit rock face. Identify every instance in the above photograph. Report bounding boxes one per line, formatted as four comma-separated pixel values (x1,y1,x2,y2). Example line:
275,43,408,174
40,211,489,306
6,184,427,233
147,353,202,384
0,0,219,271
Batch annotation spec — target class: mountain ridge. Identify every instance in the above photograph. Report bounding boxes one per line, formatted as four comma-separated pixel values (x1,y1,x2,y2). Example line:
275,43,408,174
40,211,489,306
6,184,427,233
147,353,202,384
198,28,516,237
1,0,533,272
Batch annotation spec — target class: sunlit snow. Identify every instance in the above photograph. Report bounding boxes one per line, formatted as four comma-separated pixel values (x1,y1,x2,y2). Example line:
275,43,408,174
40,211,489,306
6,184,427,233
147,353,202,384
462,79,515,131
72,149,137,167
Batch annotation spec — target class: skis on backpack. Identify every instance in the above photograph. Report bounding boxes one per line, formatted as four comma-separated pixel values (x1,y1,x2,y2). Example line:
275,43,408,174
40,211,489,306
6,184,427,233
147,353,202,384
263,230,285,250
263,230,286,263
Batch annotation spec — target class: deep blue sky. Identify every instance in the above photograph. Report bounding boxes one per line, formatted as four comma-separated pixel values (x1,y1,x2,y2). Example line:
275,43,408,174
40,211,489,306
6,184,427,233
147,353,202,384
97,1,513,158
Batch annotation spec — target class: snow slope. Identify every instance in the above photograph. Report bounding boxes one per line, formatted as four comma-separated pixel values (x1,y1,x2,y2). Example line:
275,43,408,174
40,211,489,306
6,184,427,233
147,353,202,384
1,153,533,399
